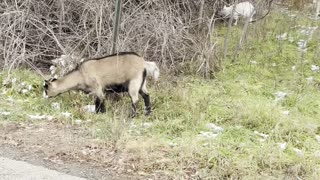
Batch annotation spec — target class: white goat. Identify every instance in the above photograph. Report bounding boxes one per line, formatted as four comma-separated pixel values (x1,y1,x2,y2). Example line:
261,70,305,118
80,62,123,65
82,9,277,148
220,1,255,26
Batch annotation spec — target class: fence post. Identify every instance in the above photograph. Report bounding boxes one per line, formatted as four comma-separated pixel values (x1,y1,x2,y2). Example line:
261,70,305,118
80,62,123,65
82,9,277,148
112,0,123,54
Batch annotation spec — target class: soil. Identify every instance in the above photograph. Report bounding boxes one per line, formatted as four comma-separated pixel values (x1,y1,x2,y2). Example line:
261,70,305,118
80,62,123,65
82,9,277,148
0,121,142,180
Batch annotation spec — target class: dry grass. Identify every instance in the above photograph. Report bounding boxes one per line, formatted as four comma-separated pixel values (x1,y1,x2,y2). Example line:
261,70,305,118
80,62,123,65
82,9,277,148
0,0,234,76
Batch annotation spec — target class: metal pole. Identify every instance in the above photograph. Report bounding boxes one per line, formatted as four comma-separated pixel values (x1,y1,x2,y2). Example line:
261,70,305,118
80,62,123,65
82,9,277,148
112,0,123,54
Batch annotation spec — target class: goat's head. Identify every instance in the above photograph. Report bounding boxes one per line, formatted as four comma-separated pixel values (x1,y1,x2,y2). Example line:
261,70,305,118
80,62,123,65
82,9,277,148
43,78,59,98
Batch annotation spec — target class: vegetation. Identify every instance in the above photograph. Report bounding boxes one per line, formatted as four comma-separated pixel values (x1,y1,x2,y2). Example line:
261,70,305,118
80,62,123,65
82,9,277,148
1,5,320,178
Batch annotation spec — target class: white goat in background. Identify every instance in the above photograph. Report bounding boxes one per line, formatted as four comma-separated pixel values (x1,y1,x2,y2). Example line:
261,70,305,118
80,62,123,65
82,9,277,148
220,1,256,26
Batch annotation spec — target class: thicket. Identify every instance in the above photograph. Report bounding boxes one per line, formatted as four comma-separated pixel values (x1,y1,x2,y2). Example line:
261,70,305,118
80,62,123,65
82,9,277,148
0,0,281,76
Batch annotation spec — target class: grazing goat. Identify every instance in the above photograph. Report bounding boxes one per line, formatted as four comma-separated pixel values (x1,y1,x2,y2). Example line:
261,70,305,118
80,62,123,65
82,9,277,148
43,52,159,117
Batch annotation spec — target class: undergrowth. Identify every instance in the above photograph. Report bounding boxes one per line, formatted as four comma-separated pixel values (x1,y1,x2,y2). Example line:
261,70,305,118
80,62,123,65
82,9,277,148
1,10,320,179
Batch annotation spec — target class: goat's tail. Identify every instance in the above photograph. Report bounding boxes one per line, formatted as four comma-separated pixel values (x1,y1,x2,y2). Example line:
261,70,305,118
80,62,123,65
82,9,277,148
144,61,160,81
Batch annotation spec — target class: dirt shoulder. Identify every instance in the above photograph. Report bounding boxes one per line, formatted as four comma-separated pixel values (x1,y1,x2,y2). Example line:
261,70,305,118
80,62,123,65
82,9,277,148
0,121,140,180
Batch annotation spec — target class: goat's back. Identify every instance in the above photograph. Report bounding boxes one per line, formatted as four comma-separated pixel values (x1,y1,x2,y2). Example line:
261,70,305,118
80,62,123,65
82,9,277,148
80,54,145,87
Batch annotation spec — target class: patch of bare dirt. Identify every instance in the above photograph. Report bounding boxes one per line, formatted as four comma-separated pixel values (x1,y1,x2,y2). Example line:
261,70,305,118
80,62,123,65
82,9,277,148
0,121,146,180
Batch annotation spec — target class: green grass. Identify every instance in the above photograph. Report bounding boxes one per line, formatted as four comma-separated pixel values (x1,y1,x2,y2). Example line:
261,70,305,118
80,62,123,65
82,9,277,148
1,10,320,178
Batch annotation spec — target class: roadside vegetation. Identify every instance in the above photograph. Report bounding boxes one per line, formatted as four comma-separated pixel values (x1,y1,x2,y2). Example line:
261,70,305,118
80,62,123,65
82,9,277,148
1,2,320,180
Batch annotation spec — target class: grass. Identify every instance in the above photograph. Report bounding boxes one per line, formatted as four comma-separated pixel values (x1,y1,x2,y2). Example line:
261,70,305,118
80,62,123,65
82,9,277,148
1,9,320,179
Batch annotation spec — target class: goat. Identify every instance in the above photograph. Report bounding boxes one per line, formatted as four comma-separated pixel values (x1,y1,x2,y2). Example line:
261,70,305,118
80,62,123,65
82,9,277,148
220,1,256,26
43,52,159,117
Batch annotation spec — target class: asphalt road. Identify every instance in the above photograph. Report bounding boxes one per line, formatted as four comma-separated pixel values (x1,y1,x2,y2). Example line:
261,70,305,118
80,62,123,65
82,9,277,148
0,157,86,180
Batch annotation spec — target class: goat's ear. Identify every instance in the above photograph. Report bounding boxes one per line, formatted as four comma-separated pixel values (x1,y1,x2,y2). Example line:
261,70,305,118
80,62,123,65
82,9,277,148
43,80,50,87
48,78,57,82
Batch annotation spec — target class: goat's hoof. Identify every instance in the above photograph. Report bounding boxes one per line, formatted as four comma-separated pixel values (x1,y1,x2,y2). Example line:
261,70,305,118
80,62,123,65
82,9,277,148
96,109,106,113
129,112,136,118
145,110,151,116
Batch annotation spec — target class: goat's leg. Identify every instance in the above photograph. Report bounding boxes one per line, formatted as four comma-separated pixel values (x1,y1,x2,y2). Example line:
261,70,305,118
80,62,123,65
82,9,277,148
128,79,141,118
94,87,106,113
233,16,238,26
139,80,151,115
95,97,105,113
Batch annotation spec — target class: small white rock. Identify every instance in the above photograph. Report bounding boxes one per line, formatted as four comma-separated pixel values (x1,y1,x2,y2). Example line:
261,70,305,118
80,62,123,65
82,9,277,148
61,112,72,118
20,82,26,87
21,89,28,94
315,135,320,144
129,122,137,129
292,66,296,71
28,114,47,120
1,89,7,95
250,60,257,64
6,96,14,102
281,110,290,115
297,40,307,50
82,105,95,113
274,91,287,102
306,77,314,83
277,142,287,151
74,119,82,125
51,102,60,110
202,143,209,147
276,33,287,41
293,148,303,157
254,131,269,139
206,123,224,133
168,142,177,147
11,78,17,84
198,131,219,139
311,65,320,72
142,122,153,128
0,112,11,116
314,151,320,158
